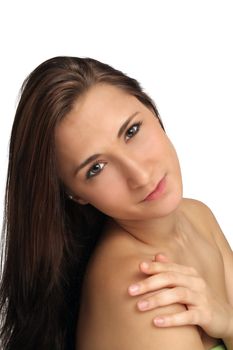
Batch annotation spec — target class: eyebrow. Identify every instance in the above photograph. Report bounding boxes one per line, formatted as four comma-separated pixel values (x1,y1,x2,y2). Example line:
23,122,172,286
73,111,140,176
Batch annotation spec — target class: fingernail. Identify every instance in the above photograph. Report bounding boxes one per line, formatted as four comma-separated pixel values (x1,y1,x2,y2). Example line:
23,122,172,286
129,284,140,294
141,261,149,269
154,317,165,326
138,300,149,310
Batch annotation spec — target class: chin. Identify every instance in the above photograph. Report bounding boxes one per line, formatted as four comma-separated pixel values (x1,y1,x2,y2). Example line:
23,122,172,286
161,187,183,217
131,189,182,221
149,182,183,218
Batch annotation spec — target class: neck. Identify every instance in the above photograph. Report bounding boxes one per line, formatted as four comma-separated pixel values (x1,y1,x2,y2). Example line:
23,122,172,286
109,201,184,247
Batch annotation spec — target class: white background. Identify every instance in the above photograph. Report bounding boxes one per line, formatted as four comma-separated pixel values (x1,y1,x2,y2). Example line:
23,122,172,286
0,0,232,247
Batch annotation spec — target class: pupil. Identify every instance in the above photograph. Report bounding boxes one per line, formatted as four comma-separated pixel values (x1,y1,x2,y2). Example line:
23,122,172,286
93,164,100,172
128,127,135,136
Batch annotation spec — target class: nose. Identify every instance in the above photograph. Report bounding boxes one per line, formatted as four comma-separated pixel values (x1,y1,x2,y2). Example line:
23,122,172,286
119,154,151,189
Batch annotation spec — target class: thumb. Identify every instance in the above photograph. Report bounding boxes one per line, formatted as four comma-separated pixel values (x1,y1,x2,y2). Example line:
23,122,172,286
153,253,170,263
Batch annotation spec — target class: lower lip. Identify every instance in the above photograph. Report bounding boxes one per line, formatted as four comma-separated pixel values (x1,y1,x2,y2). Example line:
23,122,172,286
143,176,167,201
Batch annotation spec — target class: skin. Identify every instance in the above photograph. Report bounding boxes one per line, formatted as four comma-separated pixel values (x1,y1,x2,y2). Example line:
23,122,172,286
55,83,233,350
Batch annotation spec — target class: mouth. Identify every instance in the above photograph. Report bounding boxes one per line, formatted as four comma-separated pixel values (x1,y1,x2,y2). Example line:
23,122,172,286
142,175,167,201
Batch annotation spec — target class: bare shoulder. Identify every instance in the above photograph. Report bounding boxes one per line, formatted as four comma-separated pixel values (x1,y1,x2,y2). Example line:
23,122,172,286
180,197,217,222
182,197,232,251
181,198,226,240
182,197,233,305
77,231,205,350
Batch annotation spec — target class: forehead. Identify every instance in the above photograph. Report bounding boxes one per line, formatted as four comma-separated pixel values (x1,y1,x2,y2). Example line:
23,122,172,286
55,83,146,142
63,83,142,128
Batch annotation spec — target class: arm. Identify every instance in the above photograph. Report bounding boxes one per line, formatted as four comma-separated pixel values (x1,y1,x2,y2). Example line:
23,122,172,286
110,301,205,349
128,256,233,349
99,259,205,350
199,202,233,349
201,202,233,306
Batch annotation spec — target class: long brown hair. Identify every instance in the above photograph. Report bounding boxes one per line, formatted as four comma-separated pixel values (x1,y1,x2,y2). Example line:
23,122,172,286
0,56,164,349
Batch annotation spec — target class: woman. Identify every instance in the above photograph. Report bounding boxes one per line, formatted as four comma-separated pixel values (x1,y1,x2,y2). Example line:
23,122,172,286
0,56,232,350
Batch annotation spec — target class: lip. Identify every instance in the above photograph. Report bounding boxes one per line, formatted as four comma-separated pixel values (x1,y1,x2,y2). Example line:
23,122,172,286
143,175,167,201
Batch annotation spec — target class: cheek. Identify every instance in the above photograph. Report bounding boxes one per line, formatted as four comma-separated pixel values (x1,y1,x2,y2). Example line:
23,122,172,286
141,128,169,162
85,189,126,217
77,172,127,208
166,139,181,169
129,127,158,160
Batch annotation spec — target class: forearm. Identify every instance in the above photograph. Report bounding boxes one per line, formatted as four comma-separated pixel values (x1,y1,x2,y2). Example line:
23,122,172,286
223,314,233,350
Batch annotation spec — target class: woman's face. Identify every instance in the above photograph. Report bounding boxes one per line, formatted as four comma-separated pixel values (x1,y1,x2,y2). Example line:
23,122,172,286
55,83,183,220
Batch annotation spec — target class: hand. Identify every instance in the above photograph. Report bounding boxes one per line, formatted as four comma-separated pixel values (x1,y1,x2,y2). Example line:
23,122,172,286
128,254,233,339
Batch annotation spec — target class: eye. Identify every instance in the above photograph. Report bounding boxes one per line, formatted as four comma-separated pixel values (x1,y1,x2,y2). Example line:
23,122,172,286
86,161,107,179
125,121,142,141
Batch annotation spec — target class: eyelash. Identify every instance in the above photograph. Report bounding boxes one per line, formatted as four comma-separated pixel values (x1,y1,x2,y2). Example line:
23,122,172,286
85,121,143,180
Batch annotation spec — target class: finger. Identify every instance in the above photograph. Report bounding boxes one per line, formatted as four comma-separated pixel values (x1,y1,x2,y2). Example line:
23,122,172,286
137,287,200,311
153,309,199,327
154,253,170,263
139,260,199,278
128,271,201,296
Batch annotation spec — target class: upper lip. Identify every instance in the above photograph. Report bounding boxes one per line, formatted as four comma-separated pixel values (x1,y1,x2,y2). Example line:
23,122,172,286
142,175,165,201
